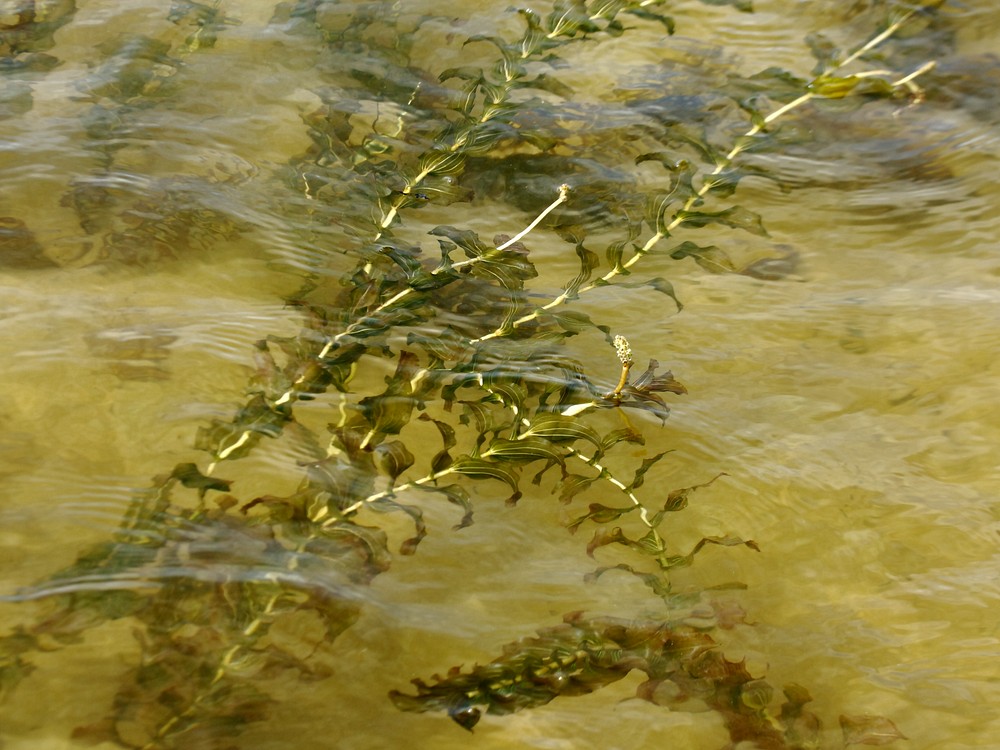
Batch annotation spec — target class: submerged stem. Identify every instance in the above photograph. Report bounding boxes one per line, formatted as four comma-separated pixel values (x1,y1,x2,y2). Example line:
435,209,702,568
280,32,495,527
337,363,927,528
474,5,939,343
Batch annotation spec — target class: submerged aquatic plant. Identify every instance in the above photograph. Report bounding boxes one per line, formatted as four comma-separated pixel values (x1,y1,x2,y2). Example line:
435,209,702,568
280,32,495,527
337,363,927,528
0,0,949,747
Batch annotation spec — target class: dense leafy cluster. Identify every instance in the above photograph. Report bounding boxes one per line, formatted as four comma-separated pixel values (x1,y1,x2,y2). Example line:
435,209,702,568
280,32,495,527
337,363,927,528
0,0,946,747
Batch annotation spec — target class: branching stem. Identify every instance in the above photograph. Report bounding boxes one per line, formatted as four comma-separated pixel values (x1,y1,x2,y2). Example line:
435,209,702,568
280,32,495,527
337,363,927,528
208,184,572,472
473,5,938,343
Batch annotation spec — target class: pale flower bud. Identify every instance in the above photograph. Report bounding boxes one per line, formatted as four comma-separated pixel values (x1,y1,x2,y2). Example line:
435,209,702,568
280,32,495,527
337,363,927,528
613,335,633,366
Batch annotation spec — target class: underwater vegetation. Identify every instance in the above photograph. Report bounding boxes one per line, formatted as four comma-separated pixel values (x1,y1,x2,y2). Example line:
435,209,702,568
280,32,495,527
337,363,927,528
0,0,971,747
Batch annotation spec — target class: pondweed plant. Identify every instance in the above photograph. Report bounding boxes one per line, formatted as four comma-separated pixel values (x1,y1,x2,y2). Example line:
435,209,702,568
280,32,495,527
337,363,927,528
0,0,946,746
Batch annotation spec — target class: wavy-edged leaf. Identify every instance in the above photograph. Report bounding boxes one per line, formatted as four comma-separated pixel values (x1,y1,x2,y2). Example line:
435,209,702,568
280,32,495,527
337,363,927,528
631,359,686,396
431,226,537,290
584,563,671,598
674,205,768,236
170,463,232,497
356,351,425,436
448,457,522,505
417,413,458,473
521,412,602,448
557,471,600,504
429,225,493,258
439,65,485,83
700,164,785,199
662,536,760,571
651,473,726,526
606,237,629,275
568,503,636,533
628,451,672,492
639,159,696,235
697,0,752,11
545,1,597,38
543,310,612,339
805,32,839,75
373,441,415,483
521,72,574,98
412,483,474,529
196,395,289,460
379,242,423,279
613,276,683,313
669,240,737,273
586,527,664,557
840,714,908,746
368,496,427,555
563,240,601,299
482,371,528,413
625,7,675,33
724,66,810,108
418,149,466,177
407,327,467,367
599,427,645,454
483,436,565,467
482,241,538,289
605,359,685,423
417,174,474,206
418,412,456,451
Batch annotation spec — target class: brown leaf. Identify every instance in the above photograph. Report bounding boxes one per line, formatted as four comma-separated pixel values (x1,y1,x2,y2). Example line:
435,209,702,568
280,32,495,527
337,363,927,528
840,714,908,745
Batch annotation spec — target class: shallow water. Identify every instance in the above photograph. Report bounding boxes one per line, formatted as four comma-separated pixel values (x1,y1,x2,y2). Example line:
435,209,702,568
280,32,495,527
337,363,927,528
1,1,999,748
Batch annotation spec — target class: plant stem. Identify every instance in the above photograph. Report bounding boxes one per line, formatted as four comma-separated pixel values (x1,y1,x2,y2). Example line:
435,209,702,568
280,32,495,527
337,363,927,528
472,6,939,343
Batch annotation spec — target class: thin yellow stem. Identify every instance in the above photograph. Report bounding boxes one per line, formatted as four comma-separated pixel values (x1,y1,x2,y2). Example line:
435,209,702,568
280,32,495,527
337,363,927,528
474,8,938,343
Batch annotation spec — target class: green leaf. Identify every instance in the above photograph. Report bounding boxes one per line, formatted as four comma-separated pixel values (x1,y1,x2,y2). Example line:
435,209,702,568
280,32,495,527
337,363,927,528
625,8,675,34
412,483,474,529
448,457,522,505
584,563,672,598
606,237,629,275
557,472,600,504
522,72,574,98
482,371,527,413
599,427,645,453
669,240,737,274
358,352,423,436
483,437,565,466
613,276,683,313
373,441,415,482
407,327,467,367
697,0,752,11
651,473,726,526
429,225,493,258
521,412,602,448
170,463,232,496
674,206,769,237
640,159,696,234
805,32,839,74
196,395,290,459
368,496,427,555
418,413,458,473
418,149,466,177
567,503,636,532
585,525,630,554
808,75,861,99
439,66,485,83
584,527,664,559
431,226,537,290
662,536,761,571
585,526,664,558
700,165,784,199
628,451,671,492
544,310,612,338
563,240,601,299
